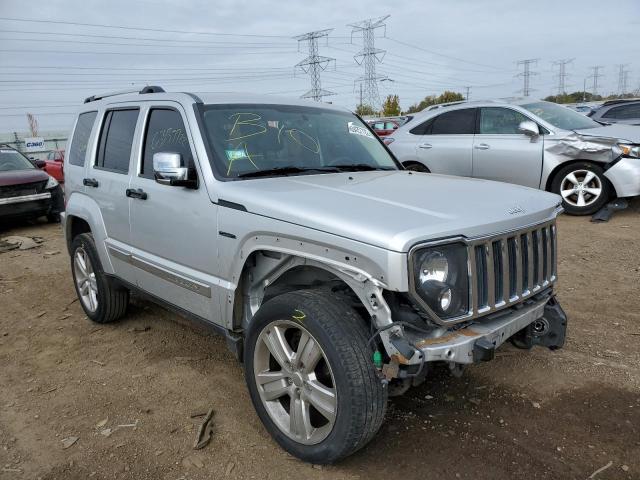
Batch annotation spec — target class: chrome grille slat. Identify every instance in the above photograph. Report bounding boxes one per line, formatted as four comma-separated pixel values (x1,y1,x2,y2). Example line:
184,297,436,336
501,238,510,304
468,220,557,319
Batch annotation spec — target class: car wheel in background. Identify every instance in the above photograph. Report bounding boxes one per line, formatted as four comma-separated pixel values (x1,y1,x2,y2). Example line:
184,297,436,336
551,162,612,215
70,233,129,323
244,289,387,464
403,161,430,173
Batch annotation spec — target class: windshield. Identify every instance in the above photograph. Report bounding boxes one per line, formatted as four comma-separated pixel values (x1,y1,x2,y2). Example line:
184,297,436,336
198,104,399,178
0,148,35,172
521,101,601,130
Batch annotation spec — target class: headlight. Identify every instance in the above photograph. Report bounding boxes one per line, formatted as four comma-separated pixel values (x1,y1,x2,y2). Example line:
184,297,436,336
45,175,59,189
411,242,469,320
618,144,640,158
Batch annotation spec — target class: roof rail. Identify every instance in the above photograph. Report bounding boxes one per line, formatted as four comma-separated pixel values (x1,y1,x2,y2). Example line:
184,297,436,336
84,85,166,104
601,97,640,106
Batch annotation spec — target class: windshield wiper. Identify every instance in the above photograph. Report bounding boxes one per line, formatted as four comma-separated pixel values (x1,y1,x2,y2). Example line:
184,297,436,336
236,166,339,178
329,164,394,172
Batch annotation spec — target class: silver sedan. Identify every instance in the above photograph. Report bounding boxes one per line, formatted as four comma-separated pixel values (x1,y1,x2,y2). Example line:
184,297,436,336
387,99,640,215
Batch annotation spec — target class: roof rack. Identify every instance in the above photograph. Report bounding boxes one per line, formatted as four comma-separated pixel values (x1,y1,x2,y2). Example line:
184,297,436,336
84,85,165,104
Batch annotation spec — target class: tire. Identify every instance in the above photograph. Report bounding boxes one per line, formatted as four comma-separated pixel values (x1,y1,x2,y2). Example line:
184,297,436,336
403,161,430,173
244,289,387,464
550,162,612,215
70,233,129,323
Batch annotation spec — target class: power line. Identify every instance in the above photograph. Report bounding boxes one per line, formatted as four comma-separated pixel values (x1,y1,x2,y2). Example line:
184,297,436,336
551,58,573,95
0,16,291,38
516,59,538,97
588,66,604,96
0,37,294,49
293,29,336,101
348,15,390,109
0,48,296,56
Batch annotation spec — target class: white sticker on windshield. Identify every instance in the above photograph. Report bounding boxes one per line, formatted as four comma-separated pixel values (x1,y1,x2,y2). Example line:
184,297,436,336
348,121,375,139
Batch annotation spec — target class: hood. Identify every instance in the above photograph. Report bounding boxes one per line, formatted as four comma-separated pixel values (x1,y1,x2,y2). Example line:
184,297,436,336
219,171,561,252
0,168,49,187
574,124,640,144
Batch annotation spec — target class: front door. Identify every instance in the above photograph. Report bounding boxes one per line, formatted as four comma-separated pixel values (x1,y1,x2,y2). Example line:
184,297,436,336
127,104,220,321
413,108,476,176
472,107,544,188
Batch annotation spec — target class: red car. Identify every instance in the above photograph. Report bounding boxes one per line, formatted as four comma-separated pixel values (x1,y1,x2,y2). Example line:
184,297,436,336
368,119,400,136
42,150,65,182
0,145,64,223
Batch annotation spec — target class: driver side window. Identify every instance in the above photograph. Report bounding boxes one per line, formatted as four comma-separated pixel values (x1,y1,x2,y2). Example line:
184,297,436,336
479,108,531,135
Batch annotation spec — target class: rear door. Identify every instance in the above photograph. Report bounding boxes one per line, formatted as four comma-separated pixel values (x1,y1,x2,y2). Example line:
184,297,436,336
472,107,544,188
412,108,476,176
127,103,219,320
87,107,141,283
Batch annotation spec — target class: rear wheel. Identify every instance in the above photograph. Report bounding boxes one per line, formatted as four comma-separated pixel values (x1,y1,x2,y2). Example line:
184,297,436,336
551,162,612,215
244,289,387,464
70,233,129,323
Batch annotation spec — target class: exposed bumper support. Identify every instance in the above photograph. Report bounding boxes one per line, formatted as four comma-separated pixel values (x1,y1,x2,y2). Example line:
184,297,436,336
413,297,554,365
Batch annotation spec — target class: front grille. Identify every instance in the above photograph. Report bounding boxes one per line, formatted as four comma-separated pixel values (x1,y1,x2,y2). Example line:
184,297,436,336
0,180,48,199
469,221,557,315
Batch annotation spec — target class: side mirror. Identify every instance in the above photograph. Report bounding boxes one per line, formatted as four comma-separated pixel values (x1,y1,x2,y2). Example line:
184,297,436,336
34,159,46,169
153,152,197,188
518,120,539,137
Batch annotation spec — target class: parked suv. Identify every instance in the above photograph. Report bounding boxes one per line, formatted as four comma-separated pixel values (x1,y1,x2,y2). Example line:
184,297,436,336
387,99,640,215
62,87,567,463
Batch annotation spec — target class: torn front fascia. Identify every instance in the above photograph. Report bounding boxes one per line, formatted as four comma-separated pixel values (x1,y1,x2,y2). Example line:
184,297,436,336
510,296,567,350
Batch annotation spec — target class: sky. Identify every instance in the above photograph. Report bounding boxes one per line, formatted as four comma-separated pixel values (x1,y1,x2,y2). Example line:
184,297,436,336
0,0,639,133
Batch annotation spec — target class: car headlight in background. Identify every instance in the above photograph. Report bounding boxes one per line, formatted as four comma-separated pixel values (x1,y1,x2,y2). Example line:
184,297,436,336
618,144,640,158
45,175,59,189
411,242,469,320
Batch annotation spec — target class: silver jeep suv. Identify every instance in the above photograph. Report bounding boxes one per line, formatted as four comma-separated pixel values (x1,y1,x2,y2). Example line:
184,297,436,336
62,86,567,463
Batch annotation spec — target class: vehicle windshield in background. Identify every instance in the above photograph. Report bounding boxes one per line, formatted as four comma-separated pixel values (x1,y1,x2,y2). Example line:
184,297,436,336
198,104,398,178
522,101,601,131
0,149,35,172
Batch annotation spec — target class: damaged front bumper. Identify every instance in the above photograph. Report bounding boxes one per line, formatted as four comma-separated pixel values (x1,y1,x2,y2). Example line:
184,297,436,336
395,294,566,367
605,157,640,198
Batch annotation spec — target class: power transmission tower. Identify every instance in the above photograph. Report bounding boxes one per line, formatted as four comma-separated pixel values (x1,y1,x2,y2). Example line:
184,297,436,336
463,86,471,100
552,58,573,96
588,66,604,96
348,15,390,110
293,29,335,102
516,59,538,97
616,64,630,95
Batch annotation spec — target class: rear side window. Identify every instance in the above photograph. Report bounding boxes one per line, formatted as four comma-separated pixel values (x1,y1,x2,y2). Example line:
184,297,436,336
430,108,476,134
68,111,97,166
602,103,640,120
96,109,139,173
141,109,194,179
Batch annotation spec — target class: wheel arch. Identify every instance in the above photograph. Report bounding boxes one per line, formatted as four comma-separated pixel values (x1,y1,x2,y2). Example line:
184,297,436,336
402,160,431,173
544,159,617,196
230,249,391,334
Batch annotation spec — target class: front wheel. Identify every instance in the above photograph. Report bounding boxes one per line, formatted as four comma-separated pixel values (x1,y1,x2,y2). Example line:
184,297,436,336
244,289,387,464
551,162,612,215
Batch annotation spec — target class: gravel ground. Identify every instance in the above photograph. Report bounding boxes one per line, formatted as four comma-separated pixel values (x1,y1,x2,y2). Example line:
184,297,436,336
1,200,639,480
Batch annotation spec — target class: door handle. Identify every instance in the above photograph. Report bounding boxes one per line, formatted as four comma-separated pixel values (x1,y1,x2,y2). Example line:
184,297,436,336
418,143,433,149
126,188,148,200
474,143,490,150
83,178,99,187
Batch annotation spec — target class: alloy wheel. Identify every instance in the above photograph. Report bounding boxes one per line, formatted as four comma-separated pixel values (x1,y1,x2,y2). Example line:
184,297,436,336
559,169,603,208
253,320,337,445
73,247,98,313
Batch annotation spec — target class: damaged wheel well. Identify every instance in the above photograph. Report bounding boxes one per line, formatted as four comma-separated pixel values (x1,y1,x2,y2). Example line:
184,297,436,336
232,251,373,332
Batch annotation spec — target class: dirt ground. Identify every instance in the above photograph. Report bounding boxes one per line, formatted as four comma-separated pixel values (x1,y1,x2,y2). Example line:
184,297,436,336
1,200,639,480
